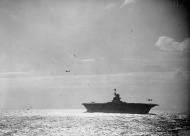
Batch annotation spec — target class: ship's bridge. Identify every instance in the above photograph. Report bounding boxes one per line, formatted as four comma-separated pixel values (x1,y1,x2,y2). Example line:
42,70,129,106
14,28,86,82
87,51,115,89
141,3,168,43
112,89,122,103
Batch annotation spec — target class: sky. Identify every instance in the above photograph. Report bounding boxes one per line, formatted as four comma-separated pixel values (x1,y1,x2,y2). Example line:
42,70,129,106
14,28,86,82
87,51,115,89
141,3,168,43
0,0,189,112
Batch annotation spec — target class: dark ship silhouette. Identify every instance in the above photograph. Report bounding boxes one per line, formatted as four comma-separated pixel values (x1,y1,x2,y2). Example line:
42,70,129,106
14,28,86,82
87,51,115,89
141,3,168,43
82,89,158,114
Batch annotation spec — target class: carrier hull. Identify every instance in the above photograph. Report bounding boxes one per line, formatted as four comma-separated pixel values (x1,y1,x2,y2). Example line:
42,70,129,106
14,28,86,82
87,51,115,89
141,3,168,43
83,102,158,114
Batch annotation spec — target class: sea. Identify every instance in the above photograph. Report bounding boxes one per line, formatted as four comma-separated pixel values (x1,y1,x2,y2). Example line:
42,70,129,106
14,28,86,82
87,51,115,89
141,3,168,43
0,109,189,136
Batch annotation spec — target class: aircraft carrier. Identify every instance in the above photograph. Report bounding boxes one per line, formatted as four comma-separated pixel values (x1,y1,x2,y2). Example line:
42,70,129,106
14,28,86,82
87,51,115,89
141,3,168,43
82,89,158,114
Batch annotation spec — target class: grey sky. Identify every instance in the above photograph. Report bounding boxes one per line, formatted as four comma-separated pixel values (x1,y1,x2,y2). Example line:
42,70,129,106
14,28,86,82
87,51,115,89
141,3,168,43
0,0,189,112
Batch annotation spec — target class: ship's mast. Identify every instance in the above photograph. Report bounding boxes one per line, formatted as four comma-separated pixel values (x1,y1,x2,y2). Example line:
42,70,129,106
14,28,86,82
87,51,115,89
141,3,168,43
114,88,117,96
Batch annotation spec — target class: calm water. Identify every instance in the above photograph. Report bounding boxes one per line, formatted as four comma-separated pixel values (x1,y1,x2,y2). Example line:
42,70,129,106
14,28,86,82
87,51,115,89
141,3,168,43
0,109,189,136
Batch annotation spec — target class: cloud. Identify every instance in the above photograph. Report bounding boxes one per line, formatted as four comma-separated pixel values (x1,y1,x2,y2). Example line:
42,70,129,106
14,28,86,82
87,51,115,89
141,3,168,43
0,72,175,90
0,71,34,79
121,0,136,7
105,0,136,10
0,72,31,75
123,0,136,5
79,58,96,62
155,36,190,52
104,3,116,10
175,69,190,80
120,58,148,63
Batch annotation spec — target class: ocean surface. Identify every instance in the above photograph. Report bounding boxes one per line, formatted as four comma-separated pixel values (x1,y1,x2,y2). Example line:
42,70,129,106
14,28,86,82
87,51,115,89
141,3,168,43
0,109,189,136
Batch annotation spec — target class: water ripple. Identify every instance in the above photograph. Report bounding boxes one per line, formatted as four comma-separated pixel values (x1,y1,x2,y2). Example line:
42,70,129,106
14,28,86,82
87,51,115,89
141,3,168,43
0,109,189,136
